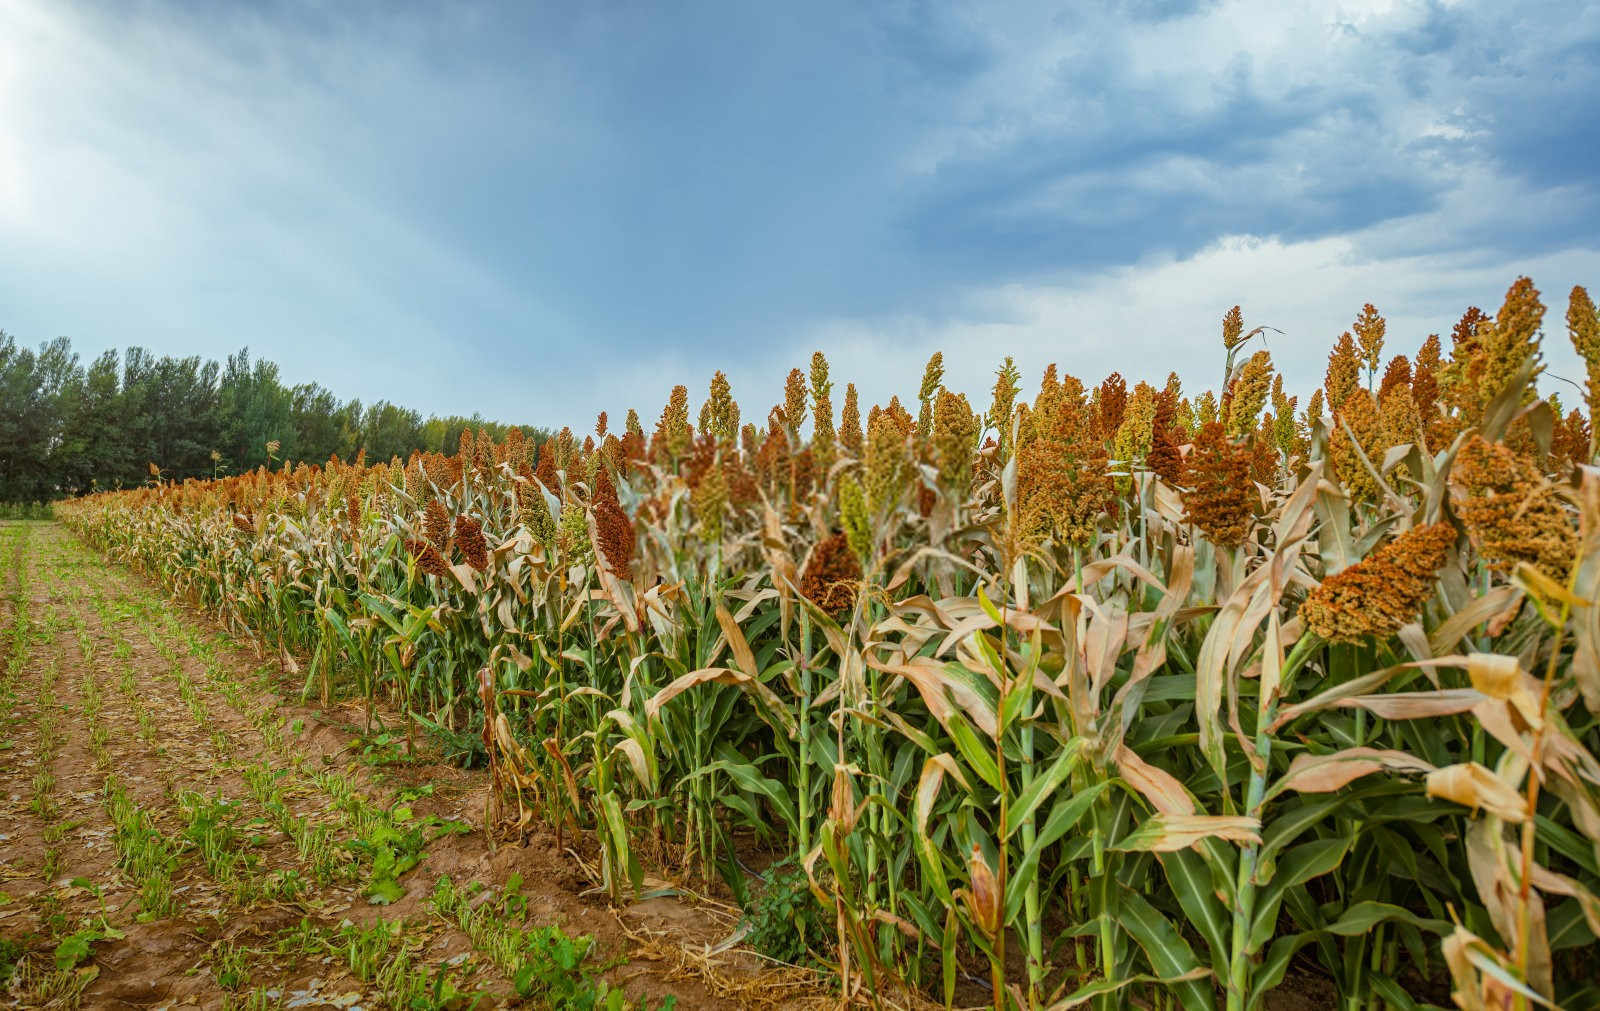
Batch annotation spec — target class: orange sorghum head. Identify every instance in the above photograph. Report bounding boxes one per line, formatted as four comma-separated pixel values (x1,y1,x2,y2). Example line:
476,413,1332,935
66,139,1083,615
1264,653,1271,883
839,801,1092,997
1181,422,1254,548
1301,522,1455,642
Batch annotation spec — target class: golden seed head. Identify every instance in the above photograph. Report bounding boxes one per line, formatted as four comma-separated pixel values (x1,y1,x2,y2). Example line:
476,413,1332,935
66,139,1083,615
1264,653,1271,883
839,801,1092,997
1270,375,1300,457
1225,350,1273,440
699,370,740,444
1221,305,1245,350
1567,284,1600,362
1377,355,1412,401
1352,303,1386,376
810,352,836,472
1553,407,1592,469
784,368,808,432
864,410,912,515
518,478,557,544
988,357,1021,456
557,501,593,566
916,352,945,438
1111,381,1158,490
1017,377,1112,549
654,386,693,464
840,383,863,458
1475,276,1546,406
1416,332,1442,373
1330,388,1384,502
1566,285,1600,416
692,457,729,542
1325,332,1362,414
1452,435,1577,581
932,389,980,496
1379,374,1422,449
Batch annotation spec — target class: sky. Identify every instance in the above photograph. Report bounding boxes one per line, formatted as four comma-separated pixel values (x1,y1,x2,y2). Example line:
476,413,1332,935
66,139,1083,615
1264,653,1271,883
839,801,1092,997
2,0,1598,430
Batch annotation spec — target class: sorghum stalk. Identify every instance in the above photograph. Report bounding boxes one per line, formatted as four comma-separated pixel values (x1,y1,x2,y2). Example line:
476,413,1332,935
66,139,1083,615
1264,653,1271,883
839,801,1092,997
1226,634,1320,1011
1515,546,1581,1008
797,609,814,855
1074,548,1116,1003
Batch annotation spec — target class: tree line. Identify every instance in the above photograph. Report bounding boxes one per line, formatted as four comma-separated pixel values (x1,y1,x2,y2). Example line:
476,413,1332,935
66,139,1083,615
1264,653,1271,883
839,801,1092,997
0,331,549,503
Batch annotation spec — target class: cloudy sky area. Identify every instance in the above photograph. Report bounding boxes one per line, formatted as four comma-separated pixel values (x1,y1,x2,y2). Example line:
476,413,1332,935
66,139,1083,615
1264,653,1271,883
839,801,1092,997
2,0,1598,429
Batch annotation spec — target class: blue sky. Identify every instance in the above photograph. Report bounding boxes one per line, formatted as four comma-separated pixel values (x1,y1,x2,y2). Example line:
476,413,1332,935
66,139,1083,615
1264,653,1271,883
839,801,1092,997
2,0,1598,428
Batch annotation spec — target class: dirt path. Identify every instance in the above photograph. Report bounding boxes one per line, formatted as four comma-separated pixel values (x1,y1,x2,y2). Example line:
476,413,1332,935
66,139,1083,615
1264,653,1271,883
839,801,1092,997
1,523,827,1010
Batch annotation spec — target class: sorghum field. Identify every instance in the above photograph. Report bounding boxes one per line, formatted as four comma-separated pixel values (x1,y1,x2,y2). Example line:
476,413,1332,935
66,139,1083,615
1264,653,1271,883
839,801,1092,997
7,277,1600,1010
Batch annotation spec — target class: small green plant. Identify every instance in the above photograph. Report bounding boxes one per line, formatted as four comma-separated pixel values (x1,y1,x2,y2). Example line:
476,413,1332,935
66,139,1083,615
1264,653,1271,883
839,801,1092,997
104,776,180,919
221,987,283,1011
213,940,251,990
50,878,125,971
345,800,470,904
430,876,663,1010
740,858,829,967
0,937,23,985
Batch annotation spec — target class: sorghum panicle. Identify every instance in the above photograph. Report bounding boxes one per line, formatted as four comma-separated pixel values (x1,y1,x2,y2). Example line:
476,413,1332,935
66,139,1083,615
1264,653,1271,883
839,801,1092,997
1301,522,1455,642
1452,435,1577,581
799,531,861,616
454,515,489,571
1181,422,1254,547
841,383,863,458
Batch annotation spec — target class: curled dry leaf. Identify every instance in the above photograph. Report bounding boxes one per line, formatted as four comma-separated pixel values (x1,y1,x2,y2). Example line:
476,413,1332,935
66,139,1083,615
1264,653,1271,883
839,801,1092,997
1114,813,1263,852
1426,762,1530,822
1115,744,1195,816
1275,747,1436,795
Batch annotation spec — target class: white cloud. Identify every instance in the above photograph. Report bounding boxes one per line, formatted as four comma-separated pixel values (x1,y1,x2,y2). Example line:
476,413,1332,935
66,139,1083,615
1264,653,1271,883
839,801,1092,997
792,231,1600,422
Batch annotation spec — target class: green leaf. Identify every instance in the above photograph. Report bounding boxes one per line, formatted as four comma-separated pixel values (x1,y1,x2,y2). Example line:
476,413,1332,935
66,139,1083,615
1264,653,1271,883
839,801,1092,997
1249,836,1353,953
1045,969,1210,1010
1247,932,1316,1011
367,877,405,905
53,933,93,970
1157,847,1229,969
1324,901,1450,937
1003,740,1083,840
1002,781,1110,924
689,756,799,838
947,713,1002,791
1118,891,1216,1011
